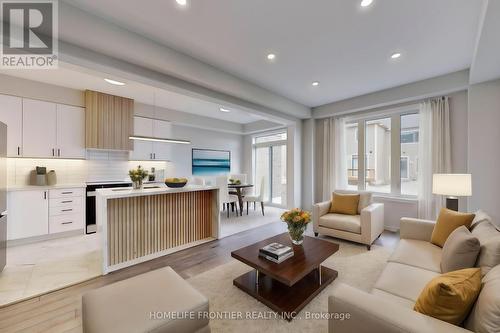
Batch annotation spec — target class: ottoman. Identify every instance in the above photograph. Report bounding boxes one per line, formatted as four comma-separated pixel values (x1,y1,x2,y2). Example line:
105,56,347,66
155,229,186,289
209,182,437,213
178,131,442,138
82,267,210,333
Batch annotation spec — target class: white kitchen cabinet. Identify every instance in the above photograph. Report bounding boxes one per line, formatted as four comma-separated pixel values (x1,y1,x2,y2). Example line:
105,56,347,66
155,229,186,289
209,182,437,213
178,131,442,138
152,120,172,161
7,190,49,240
22,98,57,158
130,116,153,160
0,94,23,157
56,104,86,158
129,117,171,161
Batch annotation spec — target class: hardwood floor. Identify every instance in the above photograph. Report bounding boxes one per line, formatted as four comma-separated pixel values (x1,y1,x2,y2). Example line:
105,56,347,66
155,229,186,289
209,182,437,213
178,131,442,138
0,222,398,333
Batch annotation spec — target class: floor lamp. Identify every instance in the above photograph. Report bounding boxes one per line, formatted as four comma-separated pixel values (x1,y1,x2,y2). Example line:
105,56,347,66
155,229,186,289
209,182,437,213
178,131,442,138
432,174,472,211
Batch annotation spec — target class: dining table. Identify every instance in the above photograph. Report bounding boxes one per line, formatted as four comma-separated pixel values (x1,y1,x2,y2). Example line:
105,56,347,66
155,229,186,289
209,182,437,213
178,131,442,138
228,183,254,216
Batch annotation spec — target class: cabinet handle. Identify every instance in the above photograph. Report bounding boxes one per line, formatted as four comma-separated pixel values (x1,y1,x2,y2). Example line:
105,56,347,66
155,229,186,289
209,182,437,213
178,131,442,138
61,221,73,225
154,153,156,159
61,208,73,212
17,146,20,156
58,149,60,157
61,200,73,203
52,148,55,156
44,191,47,199
61,191,73,194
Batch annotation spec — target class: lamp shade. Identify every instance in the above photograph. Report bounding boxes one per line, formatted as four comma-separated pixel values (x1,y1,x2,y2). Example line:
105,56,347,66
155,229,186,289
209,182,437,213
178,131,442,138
432,174,472,196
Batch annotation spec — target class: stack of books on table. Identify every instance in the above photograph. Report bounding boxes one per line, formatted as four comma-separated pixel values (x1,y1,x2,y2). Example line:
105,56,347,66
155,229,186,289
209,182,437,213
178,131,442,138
259,242,294,263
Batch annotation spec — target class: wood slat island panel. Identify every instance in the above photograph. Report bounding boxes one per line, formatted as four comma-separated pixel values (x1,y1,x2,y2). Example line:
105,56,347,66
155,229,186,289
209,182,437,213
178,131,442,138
96,186,220,273
106,190,214,267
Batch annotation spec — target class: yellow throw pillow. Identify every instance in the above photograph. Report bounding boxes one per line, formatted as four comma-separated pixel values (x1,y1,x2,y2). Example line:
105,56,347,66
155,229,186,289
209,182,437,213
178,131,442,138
431,208,475,247
329,192,360,215
414,268,481,325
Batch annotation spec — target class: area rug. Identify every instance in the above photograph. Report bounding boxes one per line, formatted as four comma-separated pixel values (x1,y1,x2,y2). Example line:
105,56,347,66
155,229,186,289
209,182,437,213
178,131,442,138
188,239,392,332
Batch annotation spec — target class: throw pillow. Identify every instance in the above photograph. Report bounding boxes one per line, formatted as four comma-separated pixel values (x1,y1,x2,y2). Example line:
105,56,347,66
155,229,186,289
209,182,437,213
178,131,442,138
431,208,475,247
414,268,482,325
464,265,500,333
329,192,360,215
471,221,500,275
470,210,493,231
441,226,480,273
357,191,373,214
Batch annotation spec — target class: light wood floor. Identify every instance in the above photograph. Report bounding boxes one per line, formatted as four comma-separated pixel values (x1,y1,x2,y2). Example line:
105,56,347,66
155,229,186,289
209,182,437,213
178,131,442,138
0,222,399,333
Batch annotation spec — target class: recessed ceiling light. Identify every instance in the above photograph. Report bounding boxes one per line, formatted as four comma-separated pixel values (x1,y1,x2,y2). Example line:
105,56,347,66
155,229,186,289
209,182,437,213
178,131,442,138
176,0,187,6
390,52,402,59
104,78,125,86
312,81,320,87
360,0,373,7
220,107,230,113
267,53,276,61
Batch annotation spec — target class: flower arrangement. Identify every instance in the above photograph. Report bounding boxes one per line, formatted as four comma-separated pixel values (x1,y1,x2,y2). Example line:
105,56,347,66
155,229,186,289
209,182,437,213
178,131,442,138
129,166,148,189
281,208,311,245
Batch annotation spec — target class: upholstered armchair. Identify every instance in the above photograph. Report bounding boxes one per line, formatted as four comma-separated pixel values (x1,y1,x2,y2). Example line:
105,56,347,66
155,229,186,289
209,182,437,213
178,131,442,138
313,191,384,250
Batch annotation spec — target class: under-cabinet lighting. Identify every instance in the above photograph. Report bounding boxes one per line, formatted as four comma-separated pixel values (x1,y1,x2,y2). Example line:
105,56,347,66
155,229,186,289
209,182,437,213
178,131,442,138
129,136,191,144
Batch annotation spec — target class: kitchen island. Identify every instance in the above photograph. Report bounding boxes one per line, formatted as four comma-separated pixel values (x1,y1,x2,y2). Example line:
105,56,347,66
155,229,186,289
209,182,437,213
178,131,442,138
96,185,220,273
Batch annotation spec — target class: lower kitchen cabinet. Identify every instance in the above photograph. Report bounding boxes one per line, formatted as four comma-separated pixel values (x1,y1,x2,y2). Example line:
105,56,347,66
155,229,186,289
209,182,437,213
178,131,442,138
7,187,85,241
7,190,49,240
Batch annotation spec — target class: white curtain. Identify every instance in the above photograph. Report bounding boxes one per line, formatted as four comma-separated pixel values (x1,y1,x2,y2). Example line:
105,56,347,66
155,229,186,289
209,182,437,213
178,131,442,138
418,97,452,219
322,117,347,200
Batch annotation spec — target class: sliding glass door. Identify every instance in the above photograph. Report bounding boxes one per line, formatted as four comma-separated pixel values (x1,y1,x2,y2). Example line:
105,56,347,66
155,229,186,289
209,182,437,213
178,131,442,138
253,132,287,207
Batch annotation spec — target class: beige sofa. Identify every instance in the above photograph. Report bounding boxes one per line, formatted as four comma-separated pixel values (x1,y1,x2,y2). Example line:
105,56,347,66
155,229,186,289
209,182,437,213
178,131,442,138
329,215,500,333
313,191,384,250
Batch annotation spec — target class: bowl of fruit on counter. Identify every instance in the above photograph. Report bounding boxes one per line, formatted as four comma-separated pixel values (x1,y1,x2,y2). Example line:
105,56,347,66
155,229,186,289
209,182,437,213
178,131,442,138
164,177,188,188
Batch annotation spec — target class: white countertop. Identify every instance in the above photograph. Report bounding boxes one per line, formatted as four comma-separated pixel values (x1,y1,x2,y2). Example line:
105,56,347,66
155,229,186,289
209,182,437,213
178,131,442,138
96,184,219,199
7,183,87,191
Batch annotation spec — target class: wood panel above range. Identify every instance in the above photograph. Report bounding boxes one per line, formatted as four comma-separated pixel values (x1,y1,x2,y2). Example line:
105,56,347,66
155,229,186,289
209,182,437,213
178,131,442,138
85,90,134,151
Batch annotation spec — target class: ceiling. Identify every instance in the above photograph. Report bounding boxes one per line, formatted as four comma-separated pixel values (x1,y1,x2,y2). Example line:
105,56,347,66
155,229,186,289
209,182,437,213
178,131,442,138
64,0,485,107
0,64,263,124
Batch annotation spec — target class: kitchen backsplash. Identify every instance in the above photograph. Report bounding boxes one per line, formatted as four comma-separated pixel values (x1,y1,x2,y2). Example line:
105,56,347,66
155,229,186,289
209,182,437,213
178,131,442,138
7,150,175,186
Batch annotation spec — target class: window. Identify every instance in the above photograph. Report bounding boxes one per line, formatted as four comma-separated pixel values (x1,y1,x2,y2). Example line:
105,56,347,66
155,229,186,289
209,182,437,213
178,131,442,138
401,113,419,195
344,123,358,190
253,132,287,207
365,118,391,193
400,156,409,179
342,108,419,196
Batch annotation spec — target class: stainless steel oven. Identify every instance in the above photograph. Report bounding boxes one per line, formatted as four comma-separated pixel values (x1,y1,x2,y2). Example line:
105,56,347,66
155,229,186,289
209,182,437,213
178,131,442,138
85,181,131,234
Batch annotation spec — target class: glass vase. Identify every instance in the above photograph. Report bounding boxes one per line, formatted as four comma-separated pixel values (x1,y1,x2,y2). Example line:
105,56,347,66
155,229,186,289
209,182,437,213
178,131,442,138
288,223,306,245
132,179,143,190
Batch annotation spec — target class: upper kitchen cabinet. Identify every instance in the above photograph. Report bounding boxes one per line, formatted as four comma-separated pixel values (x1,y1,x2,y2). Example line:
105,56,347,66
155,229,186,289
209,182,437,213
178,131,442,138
129,116,172,161
56,104,86,159
152,119,172,160
129,116,153,160
85,90,134,151
0,94,23,157
22,98,57,158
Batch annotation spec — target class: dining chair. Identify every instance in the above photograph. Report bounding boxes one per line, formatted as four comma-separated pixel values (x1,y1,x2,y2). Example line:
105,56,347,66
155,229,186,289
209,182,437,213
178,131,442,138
189,177,205,186
228,174,247,183
229,173,248,196
243,176,265,216
216,176,238,218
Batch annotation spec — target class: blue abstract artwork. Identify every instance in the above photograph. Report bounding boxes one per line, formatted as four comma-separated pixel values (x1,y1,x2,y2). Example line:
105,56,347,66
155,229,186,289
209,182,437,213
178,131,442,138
192,149,231,175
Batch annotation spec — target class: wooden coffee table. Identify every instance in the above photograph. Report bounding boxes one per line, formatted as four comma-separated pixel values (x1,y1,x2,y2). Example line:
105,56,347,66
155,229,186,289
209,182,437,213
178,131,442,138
231,233,339,320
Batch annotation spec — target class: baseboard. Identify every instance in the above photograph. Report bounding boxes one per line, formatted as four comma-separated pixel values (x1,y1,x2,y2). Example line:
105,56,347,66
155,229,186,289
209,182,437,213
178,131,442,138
384,226,400,232
7,229,85,247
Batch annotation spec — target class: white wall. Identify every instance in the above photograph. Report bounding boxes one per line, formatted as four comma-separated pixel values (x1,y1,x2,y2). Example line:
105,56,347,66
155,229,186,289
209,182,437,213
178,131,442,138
168,124,243,180
468,79,500,225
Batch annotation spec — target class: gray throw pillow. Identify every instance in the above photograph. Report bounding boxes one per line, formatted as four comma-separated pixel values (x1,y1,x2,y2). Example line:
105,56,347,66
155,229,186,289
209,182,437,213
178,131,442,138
465,264,500,332
441,226,480,273
472,221,500,275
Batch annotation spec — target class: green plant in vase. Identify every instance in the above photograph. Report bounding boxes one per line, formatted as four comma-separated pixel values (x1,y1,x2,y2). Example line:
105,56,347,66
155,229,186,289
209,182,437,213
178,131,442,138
280,208,311,245
129,165,148,189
